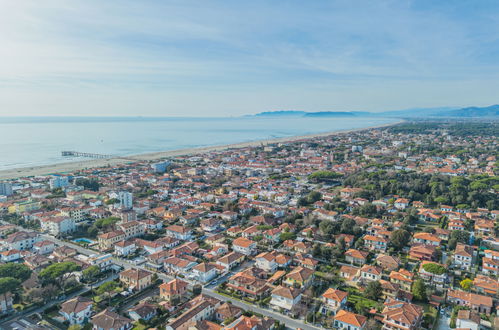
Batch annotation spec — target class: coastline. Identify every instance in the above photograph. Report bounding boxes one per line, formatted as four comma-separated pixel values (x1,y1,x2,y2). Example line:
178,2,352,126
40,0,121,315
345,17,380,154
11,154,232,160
0,120,404,180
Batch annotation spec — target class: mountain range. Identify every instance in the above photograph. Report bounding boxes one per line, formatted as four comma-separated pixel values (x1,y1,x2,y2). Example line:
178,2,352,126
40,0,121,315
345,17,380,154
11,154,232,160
251,104,499,118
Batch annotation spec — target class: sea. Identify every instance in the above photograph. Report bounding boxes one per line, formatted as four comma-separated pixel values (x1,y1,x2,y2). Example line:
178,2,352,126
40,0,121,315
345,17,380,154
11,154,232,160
0,116,399,171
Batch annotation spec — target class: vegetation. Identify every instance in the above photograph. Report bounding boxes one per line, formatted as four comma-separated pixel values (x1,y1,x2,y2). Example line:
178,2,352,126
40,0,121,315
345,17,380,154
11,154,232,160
422,263,446,275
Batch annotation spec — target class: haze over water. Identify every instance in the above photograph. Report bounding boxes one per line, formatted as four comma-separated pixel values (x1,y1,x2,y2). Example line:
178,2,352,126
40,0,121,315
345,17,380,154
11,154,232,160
0,116,398,171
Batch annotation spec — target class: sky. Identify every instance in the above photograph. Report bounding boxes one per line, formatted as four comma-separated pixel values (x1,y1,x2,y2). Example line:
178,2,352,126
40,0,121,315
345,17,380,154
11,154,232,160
0,0,499,117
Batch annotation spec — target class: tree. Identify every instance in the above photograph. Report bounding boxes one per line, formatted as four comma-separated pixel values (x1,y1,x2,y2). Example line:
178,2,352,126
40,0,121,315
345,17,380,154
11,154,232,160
460,278,473,291
193,284,202,295
96,281,118,305
39,261,81,284
364,281,382,301
0,263,32,282
390,229,411,251
448,230,470,250
82,265,100,282
96,281,118,295
412,279,427,301
279,232,296,242
0,277,20,294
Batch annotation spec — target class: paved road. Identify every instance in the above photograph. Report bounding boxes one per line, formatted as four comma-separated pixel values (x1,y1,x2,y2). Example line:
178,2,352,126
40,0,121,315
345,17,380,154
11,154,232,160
0,273,118,330
1,223,316,329
202,287,320,330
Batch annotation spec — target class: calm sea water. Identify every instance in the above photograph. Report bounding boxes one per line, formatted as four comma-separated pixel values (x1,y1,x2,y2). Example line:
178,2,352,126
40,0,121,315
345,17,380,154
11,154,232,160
0,116,398,170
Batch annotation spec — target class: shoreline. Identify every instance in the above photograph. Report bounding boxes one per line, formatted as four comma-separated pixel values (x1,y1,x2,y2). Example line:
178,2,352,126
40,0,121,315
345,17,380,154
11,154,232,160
0,120,404,180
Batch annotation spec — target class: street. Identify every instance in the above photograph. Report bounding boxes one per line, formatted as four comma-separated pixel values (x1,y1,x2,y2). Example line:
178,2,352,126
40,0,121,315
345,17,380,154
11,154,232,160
0,222,317,329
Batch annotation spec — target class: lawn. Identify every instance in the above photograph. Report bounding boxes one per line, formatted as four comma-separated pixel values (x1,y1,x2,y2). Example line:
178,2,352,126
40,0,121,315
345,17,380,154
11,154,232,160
347,294,383,311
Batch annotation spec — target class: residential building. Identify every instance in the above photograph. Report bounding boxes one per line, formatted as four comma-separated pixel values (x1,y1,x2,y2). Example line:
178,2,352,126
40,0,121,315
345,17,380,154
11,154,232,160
119,268,153,291
59,296,93,325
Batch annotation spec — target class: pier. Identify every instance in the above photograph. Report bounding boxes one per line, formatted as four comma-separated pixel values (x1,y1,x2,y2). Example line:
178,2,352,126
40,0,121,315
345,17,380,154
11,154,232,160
61,151,114,159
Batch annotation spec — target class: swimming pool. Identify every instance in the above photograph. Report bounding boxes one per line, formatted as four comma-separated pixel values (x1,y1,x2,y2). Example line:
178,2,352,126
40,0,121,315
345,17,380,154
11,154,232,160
73,238,94,244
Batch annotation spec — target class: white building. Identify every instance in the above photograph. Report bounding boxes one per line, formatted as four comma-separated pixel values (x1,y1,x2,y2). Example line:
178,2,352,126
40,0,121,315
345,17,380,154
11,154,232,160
41,216,76,236
0,182,13,196
119,191,133,209
151,161,170,173
2,231,39,250
59,296,93,325
270,286,302,311
50,175,70,189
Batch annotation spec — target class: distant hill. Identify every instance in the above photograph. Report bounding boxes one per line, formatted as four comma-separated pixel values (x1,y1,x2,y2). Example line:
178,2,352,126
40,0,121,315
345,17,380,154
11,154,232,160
252,111,306,117
250,104,499,118
434,104,499,117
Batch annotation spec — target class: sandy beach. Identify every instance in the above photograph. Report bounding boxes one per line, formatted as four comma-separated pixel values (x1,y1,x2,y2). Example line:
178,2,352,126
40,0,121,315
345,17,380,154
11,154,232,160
0,120,403,180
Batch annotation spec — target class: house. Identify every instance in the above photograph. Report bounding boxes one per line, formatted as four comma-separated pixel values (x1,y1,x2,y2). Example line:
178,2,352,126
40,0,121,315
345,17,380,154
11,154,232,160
409,244,437,261
128,302,157,322
333,309,367,329
164,257,197,275
363,235,388,251
215,302,242,323
381,300,423,330
453,243,475,270
232,237,257,256
394,198,410,210
419,261,447,287
413,232,441,246
270,285,302,311
33,240,56,254
283,266,314,288
360,265,382,282
376,254,400,272
0,249,21,262
473,275,498,296
321,288,348,314
159,278,189,302
255,251,278,273
216,251,245,271
165,225,192,240
379,280,402,300
91,308,133,330
345,249,369,265
192,263,218,283
88,253,114,271
456,310,481,330
118,221,145,239
114,240,137,257
339,265,360,282
59,296,93,325
482,256,499,276
447,289,493,314
389,269,414,292
40,216,76,236
0,292,13,315
165,295,221,330
224,315,275,330
227,268,269,299
98,230,126,251
2,231,39,250
119,268,153,291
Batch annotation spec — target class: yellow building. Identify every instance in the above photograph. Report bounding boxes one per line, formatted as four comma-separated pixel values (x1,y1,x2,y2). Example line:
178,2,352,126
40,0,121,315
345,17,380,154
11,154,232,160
119,268,153,291
8,200,41,214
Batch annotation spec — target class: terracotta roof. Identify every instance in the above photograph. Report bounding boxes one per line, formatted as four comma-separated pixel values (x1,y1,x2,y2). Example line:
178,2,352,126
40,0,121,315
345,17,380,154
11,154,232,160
322,288,348,302
60,296,93,314
271,285,301,299
91,308,132,329
334,309,367,327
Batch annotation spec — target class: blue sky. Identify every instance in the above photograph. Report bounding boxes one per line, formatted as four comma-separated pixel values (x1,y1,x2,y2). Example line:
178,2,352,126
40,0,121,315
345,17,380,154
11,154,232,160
0,0,498,116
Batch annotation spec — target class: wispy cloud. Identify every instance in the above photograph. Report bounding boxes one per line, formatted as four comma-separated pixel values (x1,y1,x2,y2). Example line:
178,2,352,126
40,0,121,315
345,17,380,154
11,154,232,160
0,0,498,115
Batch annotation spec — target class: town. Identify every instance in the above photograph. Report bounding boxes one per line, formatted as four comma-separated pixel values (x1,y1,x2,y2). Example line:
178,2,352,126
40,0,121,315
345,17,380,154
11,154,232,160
0,120,497,330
